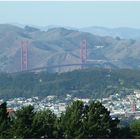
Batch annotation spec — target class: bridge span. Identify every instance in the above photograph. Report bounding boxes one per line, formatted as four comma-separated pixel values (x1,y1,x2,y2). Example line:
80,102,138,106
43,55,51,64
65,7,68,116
13,60,115,74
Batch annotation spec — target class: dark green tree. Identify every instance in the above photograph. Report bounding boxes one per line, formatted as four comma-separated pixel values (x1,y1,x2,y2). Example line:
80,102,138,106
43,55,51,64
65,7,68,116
84,101,120,138
118,126,132,138
60,100,86,138
60,100,120,139
12,105,35,138
130,119,140,138
0,102,12,138
32,109,57,138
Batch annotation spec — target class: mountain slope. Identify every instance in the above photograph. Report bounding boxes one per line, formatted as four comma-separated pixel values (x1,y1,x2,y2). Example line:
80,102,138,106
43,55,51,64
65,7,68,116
0,24,140,72
0,68,140,99
80,26,140,40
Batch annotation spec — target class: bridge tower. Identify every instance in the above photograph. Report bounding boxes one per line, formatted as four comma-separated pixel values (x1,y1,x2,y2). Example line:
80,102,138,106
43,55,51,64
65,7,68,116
80,39,87,68
20,40,28,71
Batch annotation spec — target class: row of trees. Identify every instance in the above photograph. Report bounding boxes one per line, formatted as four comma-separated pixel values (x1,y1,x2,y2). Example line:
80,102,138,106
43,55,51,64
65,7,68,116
0,100,139,138
1,68,140,100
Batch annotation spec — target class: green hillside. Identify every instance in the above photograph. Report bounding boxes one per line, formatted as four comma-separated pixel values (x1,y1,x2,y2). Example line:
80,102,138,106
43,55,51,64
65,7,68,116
0,68,140,99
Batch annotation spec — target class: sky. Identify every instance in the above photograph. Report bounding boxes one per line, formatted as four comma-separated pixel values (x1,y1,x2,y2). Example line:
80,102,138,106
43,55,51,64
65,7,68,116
0,1,140,28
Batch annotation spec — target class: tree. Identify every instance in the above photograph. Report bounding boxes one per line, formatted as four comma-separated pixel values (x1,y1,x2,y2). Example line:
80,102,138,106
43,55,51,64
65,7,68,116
0,101,134,138
12,105,35,138
84,101,120,138
116,36,121,40
60,100,120,139
0,102,12,138
60,100,86,138
32,109,57,138
118,126,132,138
130,119,140,138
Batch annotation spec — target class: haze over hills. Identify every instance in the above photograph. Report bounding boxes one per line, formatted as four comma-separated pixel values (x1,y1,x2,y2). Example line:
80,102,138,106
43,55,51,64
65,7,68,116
10,23,77,31
80,26,140,40
11,23,140,39
1,24,140,73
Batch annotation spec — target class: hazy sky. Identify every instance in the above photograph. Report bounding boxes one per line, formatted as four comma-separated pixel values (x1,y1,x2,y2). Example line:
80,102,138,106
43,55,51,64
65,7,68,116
0,1,140,28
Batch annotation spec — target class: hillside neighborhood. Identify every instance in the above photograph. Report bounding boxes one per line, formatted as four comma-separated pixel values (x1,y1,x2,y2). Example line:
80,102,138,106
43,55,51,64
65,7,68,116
1,89,140,119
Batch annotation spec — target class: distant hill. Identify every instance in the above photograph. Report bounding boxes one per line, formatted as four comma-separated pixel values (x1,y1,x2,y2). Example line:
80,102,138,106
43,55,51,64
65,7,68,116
1,24,140,72
80,26,140,40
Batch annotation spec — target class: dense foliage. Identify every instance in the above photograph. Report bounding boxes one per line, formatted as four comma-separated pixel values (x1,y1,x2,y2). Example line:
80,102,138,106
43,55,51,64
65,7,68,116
0,68,140,99
0,102,12,138
130,119,140,138
0,101,136,139
60,101,120,138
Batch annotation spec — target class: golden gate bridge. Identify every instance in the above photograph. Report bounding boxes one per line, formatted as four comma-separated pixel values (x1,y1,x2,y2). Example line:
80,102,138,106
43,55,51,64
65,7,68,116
19,39,117,73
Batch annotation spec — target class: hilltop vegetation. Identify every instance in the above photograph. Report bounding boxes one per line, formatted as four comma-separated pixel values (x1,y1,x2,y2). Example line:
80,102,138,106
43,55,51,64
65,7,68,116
0,68,140,99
